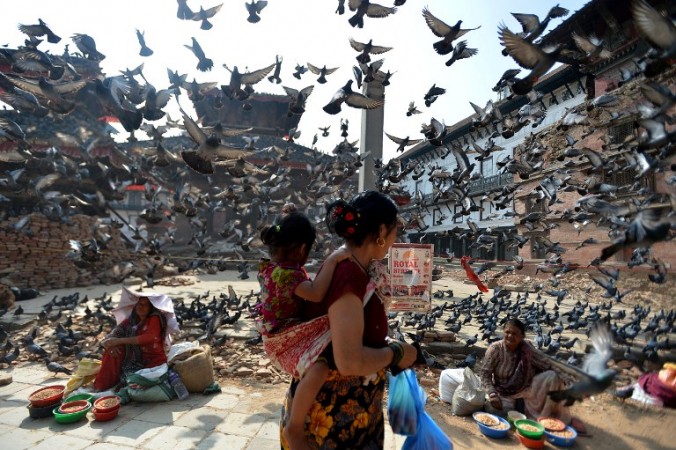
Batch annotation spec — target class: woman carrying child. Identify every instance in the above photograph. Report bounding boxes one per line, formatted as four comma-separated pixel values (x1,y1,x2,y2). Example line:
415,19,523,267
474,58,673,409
256,209,350,450
276,191,417,449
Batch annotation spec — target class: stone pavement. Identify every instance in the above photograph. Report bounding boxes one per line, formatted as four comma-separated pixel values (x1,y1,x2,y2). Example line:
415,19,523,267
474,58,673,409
0,363,408,450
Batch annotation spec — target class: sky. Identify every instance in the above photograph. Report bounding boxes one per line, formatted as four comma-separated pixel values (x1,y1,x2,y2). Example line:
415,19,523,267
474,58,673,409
1,0,589,162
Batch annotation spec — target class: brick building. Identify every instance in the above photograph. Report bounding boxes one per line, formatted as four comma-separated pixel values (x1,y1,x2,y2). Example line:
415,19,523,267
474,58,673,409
395,0,674,272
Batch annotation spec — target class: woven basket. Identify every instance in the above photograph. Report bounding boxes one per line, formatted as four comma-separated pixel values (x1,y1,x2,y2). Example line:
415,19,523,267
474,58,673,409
171,345,215,393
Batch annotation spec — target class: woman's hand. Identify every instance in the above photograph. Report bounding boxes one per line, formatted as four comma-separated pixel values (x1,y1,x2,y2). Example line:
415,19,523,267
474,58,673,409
396,341,418,370
102,338,121,357
488,392,502,410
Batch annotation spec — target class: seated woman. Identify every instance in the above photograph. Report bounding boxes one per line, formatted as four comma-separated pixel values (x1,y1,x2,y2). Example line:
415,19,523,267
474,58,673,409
93,288,178,391
480,318,586,433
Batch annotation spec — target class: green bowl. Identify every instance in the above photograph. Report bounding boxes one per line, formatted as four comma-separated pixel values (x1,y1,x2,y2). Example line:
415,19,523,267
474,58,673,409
53,403,92,424
514,419,545,439
64,393,94,403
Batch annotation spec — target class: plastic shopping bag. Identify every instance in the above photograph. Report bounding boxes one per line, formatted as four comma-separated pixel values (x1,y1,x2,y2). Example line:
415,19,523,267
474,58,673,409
402,412,453,450
388,369,421,435
388,369,453,450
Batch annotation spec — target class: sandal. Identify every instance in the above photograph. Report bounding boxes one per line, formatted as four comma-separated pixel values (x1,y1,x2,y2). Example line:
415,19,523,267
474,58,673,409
570,417,588,436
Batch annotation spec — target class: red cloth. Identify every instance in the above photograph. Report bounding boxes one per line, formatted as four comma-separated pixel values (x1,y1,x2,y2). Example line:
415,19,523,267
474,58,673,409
94,315,167,391
639,372,676,408
461,256,489,293
262,315,331,378
304,259,389,348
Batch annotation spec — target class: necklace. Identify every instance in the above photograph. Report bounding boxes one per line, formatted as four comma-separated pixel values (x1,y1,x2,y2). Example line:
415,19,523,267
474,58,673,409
351,255,369,274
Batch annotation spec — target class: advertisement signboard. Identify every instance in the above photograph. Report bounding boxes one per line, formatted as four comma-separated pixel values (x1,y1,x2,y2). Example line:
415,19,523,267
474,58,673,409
388,243,433,312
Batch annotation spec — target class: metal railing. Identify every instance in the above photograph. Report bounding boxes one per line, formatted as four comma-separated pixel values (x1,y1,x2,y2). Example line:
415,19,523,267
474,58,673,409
108,202,145,211
468,173,513,195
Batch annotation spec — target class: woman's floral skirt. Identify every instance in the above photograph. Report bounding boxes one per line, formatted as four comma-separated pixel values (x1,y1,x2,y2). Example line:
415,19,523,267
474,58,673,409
280,369,386,449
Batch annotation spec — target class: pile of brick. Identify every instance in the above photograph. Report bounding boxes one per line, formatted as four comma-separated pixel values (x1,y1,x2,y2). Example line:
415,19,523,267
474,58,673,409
0,213,128,290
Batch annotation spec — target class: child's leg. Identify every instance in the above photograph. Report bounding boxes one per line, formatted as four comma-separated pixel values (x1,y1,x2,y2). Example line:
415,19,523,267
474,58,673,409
284,361,329,450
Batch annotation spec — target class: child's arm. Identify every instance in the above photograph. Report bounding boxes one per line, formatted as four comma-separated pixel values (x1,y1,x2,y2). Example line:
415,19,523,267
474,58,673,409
295,246,351,302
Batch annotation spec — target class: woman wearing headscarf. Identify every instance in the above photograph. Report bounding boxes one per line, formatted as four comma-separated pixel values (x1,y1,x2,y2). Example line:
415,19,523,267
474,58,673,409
480,318,586,433
93,288,179,391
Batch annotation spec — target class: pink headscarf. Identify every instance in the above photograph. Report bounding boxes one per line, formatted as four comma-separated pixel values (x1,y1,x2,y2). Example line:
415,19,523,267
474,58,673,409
112,287,180,350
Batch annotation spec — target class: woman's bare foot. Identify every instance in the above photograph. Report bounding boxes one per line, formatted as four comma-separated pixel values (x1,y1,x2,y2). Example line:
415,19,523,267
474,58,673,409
283,423,311,450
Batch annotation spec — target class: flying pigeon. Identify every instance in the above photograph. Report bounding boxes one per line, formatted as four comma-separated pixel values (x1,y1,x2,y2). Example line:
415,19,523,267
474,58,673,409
322,79,384,115
547,323,616,406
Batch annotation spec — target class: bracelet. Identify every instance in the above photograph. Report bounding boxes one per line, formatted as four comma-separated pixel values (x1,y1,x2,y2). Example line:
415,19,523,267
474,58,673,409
388,341,405,369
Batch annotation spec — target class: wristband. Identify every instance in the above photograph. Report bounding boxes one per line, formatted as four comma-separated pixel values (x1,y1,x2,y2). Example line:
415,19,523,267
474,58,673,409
388,341,405,369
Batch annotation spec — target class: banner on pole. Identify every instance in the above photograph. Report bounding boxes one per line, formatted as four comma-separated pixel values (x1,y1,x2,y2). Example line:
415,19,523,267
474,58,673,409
388,243,433,312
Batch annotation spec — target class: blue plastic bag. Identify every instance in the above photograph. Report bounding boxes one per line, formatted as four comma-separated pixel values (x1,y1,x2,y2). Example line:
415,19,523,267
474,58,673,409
388,369,453,450
388,369,421,435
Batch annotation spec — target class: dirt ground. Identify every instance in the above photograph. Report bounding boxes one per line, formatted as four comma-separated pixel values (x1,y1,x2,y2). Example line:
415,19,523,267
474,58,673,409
231,373,676,450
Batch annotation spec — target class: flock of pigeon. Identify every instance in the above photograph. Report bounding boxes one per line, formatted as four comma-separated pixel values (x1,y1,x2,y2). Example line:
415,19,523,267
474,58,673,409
0,0,674,404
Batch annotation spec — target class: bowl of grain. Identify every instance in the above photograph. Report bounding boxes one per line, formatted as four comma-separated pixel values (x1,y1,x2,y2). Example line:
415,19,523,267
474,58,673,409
514,419,545,440
472,412,510,438
28,385,65,408
544,425,578,447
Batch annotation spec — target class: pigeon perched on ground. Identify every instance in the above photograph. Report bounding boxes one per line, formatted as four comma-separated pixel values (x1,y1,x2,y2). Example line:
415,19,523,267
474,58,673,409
45,358,73,376
547,322,616,406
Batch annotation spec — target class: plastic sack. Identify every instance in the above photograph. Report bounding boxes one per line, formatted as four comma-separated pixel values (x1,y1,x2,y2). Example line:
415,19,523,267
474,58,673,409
64,357,102,397
122,364,175,403
133,363,168,381
388,369,421,435
451,367,485,416
439,368,464,403
168,341,200,363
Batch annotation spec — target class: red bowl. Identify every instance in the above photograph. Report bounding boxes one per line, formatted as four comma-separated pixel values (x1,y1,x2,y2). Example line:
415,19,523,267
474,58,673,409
58,400,91,414
93,395,121,413
92,406,120,422
516,430,545,449
28,385,65,408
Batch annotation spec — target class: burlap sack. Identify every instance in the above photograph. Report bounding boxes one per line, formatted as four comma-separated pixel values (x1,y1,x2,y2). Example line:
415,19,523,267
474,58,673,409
170,344,215,393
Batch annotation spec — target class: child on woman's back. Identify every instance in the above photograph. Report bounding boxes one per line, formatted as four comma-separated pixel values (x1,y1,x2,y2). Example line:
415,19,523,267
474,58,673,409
256,211,349,450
